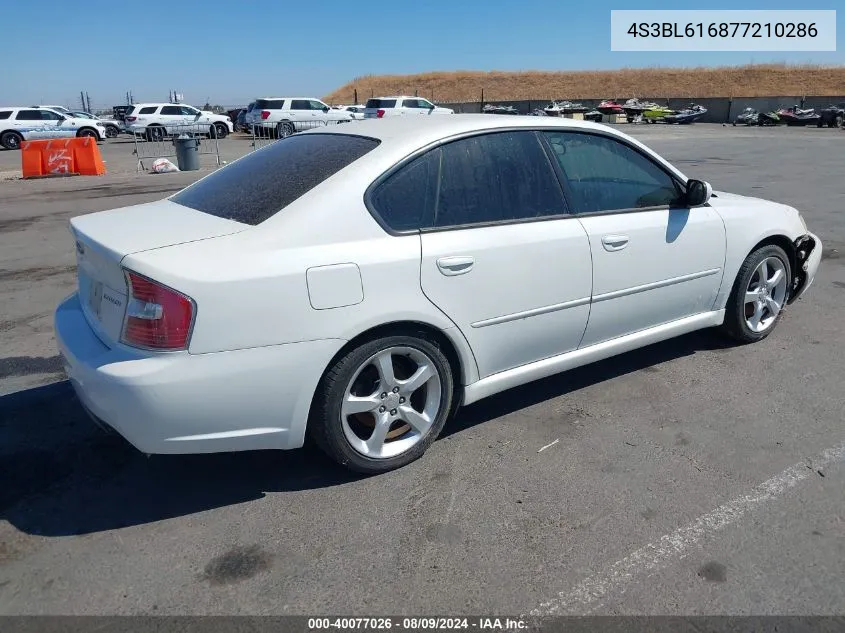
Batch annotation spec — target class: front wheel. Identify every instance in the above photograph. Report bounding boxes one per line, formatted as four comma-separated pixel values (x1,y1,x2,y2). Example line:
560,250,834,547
211,122,228,139
77,128,99,140
721,245,791,343
105,125,119,138
308,334,455,474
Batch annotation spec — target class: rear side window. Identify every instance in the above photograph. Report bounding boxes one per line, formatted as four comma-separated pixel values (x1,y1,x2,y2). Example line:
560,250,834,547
255,99,284,110
139,106,157,114
369,131,567,231
366,99,396,109
171,134,380,225
160,106,182,115
15,110,42,120
290,100,310,110
0,111,11,119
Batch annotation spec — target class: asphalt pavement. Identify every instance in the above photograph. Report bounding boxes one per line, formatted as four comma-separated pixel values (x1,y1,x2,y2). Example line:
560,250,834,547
1,124,843,616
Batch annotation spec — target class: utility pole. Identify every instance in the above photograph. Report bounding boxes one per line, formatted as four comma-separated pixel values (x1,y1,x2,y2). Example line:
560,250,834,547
80,91,86,111
86,92,91,113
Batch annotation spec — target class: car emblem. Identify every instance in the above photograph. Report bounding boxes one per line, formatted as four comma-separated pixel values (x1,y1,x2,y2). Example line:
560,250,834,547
76,240,85,255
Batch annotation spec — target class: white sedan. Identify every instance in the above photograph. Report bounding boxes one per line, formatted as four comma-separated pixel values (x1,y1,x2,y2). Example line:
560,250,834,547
55,116,822,473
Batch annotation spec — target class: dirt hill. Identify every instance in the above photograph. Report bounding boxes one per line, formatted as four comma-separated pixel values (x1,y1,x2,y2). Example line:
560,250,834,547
324,64,845,104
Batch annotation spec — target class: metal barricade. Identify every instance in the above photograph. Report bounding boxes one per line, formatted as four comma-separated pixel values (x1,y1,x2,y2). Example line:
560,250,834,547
250,119,352,150
131,123,222,171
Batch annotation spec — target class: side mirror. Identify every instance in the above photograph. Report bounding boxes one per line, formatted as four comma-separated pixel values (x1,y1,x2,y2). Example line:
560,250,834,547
685,179,712,207
322,106,330,112
428,104,435,110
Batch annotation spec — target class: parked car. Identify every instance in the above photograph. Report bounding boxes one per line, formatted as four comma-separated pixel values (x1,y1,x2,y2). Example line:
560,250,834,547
364,96,454,118
236,102,255,132
818,103,845,128
68,111,121,138
55,116,821,474
337,105,367,120
0,106,106,149
245,97,353,137
123,103,233,140
33,104,73,115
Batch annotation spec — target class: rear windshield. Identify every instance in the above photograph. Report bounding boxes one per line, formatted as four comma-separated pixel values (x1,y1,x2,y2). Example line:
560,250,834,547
366,99,397,109
170,134,380,225
255,99,285,110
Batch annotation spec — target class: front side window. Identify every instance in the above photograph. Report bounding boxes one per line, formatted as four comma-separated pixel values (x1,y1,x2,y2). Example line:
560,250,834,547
543,132,682,213
39,110,63,120
402,99,422,109
369,131,566,231
180,106,199,116
309,100,328,110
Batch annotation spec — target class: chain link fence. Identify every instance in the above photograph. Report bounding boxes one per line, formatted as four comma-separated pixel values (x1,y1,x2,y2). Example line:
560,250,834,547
131,124,222,171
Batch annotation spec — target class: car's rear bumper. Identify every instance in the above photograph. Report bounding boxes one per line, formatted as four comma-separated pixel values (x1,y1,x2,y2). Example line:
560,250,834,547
55,293,343,454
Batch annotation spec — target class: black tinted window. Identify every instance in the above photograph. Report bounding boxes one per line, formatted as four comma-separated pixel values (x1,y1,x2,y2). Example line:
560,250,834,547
139,106,157,114
0,111,11,119
544,132,682,213
15,110,41,120
370,151,439,231
370,131,566,231
160,106,182,116
171,134,379,225
366,99,396,109
39,110,63,120
434,131,565,227
255,99,284,109
290,100,310,110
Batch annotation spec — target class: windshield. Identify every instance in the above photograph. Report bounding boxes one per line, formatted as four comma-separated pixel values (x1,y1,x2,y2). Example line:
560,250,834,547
170,133,380,225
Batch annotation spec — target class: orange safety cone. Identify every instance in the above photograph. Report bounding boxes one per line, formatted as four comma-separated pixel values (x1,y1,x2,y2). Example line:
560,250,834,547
72,136,106,176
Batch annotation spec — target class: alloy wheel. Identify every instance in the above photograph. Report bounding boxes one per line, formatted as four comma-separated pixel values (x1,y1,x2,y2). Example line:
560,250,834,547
744,256,788,333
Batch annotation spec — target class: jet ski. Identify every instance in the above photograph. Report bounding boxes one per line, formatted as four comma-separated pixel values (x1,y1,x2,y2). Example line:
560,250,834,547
622,98,662,122
544,100,590,116
757,111,780,126
664,104,707,124
584,109,603,122
482,104,519,115
643,104,676,122
778,106,820,126
733,107,758,126
597,100,625,115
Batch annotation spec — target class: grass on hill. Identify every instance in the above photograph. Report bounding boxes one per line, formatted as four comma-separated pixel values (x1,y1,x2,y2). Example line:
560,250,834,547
324,64,845,104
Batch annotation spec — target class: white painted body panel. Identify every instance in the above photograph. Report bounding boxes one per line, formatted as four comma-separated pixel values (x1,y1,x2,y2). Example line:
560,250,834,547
420,220,592,377
53,115,822,455
578,206,726,346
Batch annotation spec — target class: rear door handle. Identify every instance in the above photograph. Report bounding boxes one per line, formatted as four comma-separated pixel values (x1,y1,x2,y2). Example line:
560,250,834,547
436,256,475,276
601,235,629,251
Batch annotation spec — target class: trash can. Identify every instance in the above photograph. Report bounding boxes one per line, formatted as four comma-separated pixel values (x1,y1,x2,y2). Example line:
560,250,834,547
173,134,200,171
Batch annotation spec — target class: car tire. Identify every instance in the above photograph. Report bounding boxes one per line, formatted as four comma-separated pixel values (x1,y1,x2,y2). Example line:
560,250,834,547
105,125,119,138
308,333,455,474
76,127,99,140
1,131,23,150
721,244,792,344
276,121,295,139
211,122,228,139
145,126,165,142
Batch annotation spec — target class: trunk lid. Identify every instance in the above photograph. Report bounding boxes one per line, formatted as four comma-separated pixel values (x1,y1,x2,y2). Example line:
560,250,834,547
70,199,247,345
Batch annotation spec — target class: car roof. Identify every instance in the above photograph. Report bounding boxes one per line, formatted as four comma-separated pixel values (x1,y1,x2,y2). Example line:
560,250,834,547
254,97,323,100
132,103,196,107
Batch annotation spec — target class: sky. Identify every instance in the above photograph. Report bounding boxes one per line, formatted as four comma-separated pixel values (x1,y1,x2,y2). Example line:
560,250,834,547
2,0,841,109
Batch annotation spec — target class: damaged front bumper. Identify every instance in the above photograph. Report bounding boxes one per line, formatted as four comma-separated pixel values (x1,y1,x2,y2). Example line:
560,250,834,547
788,232,822,304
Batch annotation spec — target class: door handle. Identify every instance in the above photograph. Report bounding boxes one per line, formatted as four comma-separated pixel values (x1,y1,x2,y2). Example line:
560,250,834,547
601,235,629,251
436,256,475,276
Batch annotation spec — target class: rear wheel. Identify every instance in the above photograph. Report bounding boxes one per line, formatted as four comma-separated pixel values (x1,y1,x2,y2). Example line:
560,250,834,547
145,126,165,142
276,121,295,139
1,131,23,150
309,334,455,474
721,245,791,343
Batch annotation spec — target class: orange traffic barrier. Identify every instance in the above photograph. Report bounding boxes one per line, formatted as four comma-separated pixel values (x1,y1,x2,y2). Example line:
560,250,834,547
21,137,106,178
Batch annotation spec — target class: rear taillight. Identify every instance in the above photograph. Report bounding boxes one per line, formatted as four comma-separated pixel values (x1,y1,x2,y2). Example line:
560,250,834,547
121,270,194,350
126,116,137,122
377,109,385,118
261,110,270,119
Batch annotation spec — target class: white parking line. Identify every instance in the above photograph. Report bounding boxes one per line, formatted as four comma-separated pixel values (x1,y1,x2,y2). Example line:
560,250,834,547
530,442,845,616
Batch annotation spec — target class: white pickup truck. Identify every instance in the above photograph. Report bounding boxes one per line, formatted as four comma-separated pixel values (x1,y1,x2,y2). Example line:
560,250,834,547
245,97,353,138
